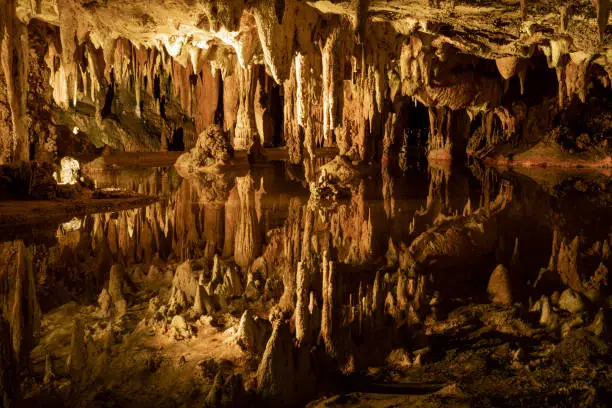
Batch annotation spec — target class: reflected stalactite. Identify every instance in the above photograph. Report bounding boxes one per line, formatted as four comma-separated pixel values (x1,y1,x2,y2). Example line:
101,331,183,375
326,181,377,265
6,145,612,407
0,241,40,370
173,177,202,260
203,204,225,260
234,174,262,271
223,187,240,259
395,181,514,320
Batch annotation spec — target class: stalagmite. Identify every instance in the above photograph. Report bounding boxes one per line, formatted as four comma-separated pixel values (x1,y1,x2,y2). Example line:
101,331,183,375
256,320,297,405
294,261,310,345
67,319,87,380
320,251,336,355
210,254,223,289
386,238,398,267
372,271,384,328
216,266,244,299
236,310,272,354
487,264,513,305
108,264,128,317
43,355,56,384
539,295,552,326
557,236,581,292
192,285,215,317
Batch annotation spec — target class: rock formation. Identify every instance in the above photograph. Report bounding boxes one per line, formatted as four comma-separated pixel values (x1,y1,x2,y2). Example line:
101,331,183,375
0,0,607,169
488,264,513,306
175,125,234,172
0,316,19,407
256,320,297,406
236,310,272,355
99,263,128,317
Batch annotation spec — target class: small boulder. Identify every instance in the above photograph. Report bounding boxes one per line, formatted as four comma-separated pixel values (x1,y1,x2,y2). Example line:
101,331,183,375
171,315,192,340
386,348,412,369
236,310,272,355
172,260,200,301
194,125,234,166
559,288,585,314
487,264,513,305
98,288,111,316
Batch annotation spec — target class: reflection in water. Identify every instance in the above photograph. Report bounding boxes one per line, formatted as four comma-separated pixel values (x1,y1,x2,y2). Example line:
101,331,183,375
1,159,611,406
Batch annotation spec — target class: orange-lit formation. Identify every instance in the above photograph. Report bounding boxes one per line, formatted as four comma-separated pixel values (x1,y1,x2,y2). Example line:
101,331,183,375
0,0,610,407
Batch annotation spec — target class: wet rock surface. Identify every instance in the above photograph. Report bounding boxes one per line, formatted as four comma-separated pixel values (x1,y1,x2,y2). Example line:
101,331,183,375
0,0,610,405
0,160,606,408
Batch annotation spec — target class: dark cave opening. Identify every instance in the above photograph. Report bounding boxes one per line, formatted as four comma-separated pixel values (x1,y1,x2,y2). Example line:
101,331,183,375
395,97,430,161
169,127,185,151
100,69,115,119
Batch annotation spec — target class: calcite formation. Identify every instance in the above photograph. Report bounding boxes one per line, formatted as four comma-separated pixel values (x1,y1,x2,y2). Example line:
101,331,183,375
0,1,611,407
0,0,607,167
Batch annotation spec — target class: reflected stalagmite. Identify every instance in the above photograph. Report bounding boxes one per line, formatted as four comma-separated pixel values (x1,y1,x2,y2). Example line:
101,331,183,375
0,0,611,406
234,174,262,270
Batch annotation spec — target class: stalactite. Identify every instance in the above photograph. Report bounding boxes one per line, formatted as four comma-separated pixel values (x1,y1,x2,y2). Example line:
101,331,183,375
254,67,275,147
283,57,302,163
253,0,296,84
194,62,220,135
0,241,41,371
427,107,453,159
321,29,342,144
0,0,29,162
234,64,259,151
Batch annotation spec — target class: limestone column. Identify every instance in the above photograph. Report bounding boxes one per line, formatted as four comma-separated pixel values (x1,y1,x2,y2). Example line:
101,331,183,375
234,64,260,151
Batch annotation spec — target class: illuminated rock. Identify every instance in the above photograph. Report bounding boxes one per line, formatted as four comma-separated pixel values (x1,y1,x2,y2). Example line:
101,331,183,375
55,156,80,185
